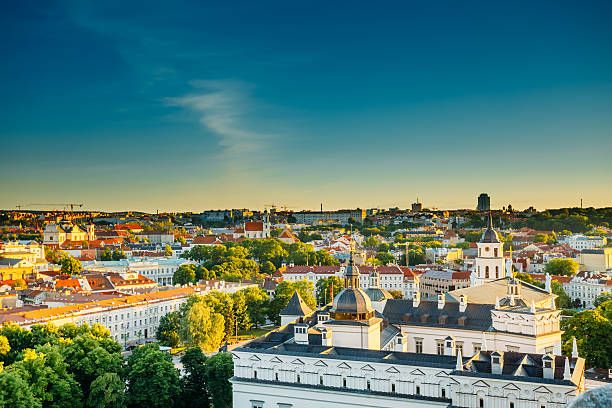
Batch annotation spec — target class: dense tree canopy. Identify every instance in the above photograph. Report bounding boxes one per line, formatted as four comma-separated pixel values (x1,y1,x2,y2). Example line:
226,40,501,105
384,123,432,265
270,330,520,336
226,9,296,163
125,343,181,408
544,259,579,276
315,276,344,305
60,256,84,275
204,353,233,408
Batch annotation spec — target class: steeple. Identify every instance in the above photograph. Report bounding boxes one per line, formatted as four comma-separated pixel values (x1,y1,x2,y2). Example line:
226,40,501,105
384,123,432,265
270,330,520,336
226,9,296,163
344,252,360,289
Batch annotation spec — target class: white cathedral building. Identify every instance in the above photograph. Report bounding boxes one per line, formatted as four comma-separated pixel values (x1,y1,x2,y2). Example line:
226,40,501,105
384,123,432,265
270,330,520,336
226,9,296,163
231,245,584,408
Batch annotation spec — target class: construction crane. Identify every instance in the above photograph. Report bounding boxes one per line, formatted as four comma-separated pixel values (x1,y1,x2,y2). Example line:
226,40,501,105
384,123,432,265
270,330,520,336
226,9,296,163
27,203,84,212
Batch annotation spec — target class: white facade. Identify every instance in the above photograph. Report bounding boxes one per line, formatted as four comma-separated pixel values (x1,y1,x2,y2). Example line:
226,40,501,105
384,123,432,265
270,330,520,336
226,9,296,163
474,240,505,285
565,235,606,251
563,271,612,308
81,257,196,286
232,347,584,408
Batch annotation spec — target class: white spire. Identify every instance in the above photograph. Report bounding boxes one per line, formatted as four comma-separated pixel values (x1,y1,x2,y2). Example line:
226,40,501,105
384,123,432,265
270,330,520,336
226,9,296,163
495,296,500,309
572,337,579,358
456,349,463,371
531,299,536,313
563,357,572,380
481,332,487,352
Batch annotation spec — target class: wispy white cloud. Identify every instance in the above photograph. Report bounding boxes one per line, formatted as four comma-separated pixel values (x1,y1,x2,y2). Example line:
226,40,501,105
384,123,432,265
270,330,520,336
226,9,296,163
166,80,275,163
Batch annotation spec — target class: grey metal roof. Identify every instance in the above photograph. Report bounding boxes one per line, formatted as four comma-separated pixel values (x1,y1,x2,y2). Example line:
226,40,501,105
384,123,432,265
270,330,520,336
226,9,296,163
382,299,494,331
480,213,500,243
364,287,393,302
332,288,373,314
280,291,314,317
0,258,22,266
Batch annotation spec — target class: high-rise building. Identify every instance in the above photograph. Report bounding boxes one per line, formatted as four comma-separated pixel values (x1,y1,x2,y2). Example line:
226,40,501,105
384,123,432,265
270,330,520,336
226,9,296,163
477,193,490,211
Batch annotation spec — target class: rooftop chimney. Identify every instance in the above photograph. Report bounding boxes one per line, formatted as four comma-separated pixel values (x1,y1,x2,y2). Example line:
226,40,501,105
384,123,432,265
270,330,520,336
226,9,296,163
459,294,468,313
412,291,420,307
294,323,309,345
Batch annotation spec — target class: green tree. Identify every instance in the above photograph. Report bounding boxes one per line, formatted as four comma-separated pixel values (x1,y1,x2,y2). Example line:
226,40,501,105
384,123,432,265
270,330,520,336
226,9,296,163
62,333,123,401
174,265,197,285
181,302,225,352
594,292,612,308
0,335,10,355
561,309,612,368
313,249,339,266
315,276,344,305
389,290,403,299
86,373,125,408
0,371,40,408
597,299,612,321
204,353,233,408
176,236,187,245
195,265,214,281
178,347,209,408
267,280,316,324
125,344,181,408
533,233,549,243
363,236,380,248
164,244,173,257
101,247,113,261
241,287,269,328
60,256,83,275
551,281,572,309
544,259,579,276
111,249,125,261
9,345,83,408
156,311,182,348
231,291,252,332
260,260,276,275
375,252,394,265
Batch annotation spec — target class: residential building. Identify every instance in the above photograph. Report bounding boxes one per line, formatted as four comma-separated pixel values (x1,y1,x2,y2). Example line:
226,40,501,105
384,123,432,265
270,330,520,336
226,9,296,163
564,235,607,251
419,269,471,297
135,231,174,244
293,209,366,225
425,247,463,264
3,281,255,345
81,257,196,286
563,271,612,309
281,264,417,300
576,248,612,271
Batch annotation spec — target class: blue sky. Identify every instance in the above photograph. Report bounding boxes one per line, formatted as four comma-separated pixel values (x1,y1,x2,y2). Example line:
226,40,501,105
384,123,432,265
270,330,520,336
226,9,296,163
1,1,611,212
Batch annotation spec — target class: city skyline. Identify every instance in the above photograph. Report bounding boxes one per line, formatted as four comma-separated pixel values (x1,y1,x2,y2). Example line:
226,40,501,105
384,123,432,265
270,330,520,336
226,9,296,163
2,1,612,212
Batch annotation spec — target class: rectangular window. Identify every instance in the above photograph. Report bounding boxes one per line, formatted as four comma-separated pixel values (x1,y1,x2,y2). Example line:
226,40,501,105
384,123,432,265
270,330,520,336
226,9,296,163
442,389,446,398
437,341,444,355
415,338,423,353
474,344,482,354
480,398,484,408
251,401,264,408
416,386,420,395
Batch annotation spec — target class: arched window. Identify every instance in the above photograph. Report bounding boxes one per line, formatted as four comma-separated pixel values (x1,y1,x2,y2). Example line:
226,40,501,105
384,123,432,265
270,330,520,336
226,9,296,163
494,248,498,257
485,266,489,278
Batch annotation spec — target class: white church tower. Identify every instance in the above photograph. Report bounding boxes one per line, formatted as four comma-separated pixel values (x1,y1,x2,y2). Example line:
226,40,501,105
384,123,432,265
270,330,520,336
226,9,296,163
473,213,505,285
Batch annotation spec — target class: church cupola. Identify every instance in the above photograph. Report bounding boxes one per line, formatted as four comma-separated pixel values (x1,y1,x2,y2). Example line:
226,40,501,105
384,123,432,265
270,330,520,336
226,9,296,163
506,277,522,306
344,253,360,289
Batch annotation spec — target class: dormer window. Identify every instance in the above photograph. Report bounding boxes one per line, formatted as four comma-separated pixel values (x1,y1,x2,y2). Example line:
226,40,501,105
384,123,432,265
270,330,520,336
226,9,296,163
492,357,500,364
544,361,552,368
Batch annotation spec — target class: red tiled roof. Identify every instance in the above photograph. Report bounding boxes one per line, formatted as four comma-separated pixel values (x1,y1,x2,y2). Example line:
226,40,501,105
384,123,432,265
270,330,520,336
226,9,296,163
244,221,264,232
192,236,220,245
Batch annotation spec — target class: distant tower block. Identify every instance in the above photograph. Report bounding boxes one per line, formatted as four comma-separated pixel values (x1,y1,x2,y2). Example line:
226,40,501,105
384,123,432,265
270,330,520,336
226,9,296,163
411,198,422,213
477,193,490,212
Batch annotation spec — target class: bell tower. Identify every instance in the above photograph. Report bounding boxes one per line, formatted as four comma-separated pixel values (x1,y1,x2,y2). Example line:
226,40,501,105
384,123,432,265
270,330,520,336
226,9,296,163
474,213,505,285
